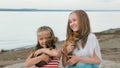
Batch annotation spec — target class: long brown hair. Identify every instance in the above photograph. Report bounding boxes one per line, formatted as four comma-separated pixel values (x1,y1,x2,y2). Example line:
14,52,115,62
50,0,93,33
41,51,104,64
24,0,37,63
66,10,91,48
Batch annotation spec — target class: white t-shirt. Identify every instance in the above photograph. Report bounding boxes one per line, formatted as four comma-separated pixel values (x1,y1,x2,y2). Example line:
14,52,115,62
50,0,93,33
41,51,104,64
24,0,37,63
73,33,102,62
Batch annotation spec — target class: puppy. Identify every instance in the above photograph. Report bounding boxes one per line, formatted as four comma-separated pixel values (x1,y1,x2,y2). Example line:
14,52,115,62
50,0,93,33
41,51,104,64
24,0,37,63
62,37,76,67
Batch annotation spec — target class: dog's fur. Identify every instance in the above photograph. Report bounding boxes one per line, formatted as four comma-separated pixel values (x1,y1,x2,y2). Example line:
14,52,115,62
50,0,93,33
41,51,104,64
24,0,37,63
32,39,55,67
62,37,76,67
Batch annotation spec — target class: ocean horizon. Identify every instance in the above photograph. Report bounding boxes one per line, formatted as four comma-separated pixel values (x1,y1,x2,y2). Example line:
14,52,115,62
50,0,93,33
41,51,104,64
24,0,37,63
0,9,120,50
0,8,120,12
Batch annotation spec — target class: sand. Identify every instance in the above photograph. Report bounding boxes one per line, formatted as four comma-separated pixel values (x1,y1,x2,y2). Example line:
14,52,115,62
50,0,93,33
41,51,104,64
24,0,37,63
2,60,120,68
1,33,120,68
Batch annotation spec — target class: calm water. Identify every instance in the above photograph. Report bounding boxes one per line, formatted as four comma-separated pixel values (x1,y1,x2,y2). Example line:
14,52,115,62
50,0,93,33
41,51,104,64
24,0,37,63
0,10,120,50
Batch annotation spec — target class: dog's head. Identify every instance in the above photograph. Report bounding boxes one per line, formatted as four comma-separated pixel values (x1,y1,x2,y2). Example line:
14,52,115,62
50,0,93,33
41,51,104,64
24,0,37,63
63,37,76,55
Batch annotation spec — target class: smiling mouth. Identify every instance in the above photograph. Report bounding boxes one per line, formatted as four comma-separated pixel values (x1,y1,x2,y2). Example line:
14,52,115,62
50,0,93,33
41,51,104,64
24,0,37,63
73,27,76,29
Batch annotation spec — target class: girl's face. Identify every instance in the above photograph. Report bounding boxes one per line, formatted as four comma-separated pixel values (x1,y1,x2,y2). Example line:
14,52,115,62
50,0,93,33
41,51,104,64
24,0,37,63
69,13,79,31
37,31,51,48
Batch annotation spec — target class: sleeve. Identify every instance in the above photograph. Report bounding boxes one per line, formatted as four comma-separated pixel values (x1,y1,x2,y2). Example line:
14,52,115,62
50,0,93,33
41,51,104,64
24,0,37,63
87,33,102,62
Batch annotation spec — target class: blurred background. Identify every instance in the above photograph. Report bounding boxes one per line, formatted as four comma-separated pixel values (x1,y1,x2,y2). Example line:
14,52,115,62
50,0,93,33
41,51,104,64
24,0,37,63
0,0,120,68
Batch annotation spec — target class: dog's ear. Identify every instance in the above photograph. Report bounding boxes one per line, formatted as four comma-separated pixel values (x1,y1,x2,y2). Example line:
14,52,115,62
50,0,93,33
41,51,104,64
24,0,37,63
63,42,67,53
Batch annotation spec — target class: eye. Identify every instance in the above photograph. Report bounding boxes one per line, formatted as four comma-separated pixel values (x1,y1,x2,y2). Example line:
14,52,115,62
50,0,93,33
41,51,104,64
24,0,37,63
45,36,51,39
39,38,43,40
72,18,76,22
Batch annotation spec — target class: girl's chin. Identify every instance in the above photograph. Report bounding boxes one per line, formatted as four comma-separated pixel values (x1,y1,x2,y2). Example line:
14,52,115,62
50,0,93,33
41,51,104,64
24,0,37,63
72,29,78,32
72,28,78,31
41,45,46,47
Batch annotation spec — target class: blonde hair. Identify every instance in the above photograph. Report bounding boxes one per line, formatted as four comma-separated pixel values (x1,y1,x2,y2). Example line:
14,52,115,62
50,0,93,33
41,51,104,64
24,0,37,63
35,26,57,50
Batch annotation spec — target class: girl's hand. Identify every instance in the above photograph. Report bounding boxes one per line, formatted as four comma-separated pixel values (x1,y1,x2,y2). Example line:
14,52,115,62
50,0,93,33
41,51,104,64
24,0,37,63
41,53,51,63
67,56,80,66
57,49,62,58
34,49,43,56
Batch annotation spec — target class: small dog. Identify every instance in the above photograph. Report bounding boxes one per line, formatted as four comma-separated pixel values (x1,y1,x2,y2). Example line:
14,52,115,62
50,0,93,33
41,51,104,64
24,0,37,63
32,39,55,67
62,37,77,67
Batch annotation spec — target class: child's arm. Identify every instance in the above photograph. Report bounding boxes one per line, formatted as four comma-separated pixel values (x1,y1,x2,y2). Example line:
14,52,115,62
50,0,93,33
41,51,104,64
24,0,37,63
67,50,101,66
25,53,50,67
62,51,69,67
34,48,61,58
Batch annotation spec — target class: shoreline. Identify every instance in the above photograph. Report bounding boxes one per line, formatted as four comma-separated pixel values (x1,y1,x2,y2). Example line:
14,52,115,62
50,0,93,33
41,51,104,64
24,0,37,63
0,32,120,68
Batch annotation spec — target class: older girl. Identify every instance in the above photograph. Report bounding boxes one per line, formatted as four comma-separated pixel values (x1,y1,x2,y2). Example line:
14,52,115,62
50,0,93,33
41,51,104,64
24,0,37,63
64,10,102,68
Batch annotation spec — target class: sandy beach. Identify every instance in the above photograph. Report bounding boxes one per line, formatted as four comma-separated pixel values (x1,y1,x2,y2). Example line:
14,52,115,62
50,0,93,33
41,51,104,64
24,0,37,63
2,60,120,68
0,28,120,68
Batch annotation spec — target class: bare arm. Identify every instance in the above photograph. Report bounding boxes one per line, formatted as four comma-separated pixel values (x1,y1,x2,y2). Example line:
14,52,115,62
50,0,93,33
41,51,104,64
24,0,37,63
62,54,68,67
79,50,101,64
25,53,50,67
67,50,101,65
35,48,61,57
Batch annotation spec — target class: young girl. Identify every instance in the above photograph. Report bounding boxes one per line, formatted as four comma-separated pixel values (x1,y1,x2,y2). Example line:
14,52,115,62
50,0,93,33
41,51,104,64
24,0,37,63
25,26,61,68
64,10,102,68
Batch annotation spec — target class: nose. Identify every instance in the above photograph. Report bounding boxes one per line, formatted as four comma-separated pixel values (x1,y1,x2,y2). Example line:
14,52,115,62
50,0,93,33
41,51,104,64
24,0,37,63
70,22,74,26
42,39,47,45
42,39,47,44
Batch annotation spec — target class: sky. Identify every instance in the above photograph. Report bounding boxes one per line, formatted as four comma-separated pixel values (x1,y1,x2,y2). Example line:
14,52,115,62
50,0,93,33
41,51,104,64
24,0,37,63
0,0,120,49
0,0,120,10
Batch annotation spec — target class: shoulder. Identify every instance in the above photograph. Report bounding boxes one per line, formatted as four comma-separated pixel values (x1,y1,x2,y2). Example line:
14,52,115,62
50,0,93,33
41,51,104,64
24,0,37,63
86,33,99,50
86,33,98,44
88,33,97,40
